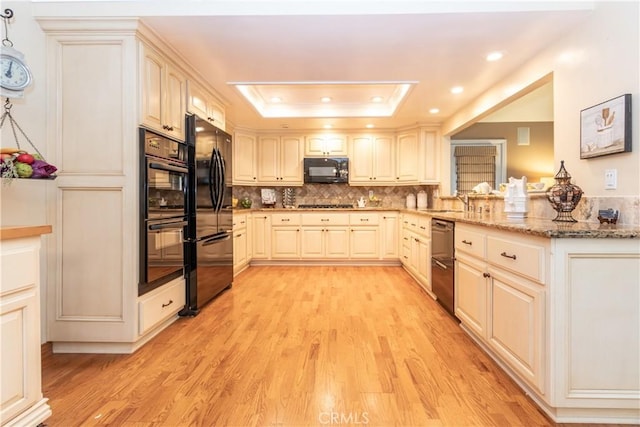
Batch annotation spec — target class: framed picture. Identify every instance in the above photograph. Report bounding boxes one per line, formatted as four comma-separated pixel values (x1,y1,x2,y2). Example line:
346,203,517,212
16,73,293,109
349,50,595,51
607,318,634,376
580,94,632,159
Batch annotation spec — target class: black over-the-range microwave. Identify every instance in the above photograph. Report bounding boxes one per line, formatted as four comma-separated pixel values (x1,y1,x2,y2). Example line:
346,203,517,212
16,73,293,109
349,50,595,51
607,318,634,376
303,157,349,183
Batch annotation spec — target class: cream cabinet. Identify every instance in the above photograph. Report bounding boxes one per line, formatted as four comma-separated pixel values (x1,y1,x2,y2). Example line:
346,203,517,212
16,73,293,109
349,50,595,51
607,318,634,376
300,213,350,259
348,213,380,258
396,131,420,183
257,135,304,185
349,134,395,184
380,212,399,259
232,213,249,274
140,42,186,140
186,80,226,131
419,127,441,183
455,223,547,394
233,131,258,185
250,213,271,260
270,213,301,259
1,230,52,427
305,134,348,156
400,213,432,293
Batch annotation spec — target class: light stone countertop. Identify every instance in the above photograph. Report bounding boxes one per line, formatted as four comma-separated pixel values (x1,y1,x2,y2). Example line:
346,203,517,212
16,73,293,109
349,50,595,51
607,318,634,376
233,207,640,239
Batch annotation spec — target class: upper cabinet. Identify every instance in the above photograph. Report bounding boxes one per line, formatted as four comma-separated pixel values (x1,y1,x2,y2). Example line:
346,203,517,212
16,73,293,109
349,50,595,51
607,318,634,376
305,134,348,157
396,131,420,183
349,134,395,184
140,42,186,140
419,127,441,184
257,135,304,185
186,80,226,131
233,131,258,185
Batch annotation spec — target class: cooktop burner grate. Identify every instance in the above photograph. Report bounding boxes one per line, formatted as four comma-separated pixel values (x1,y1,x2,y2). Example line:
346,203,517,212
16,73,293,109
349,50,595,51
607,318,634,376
297,204,354,209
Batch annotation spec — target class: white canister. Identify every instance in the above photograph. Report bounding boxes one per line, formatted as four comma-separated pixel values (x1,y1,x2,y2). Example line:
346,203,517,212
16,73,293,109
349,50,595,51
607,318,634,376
406,193,416,209
417,191,428,209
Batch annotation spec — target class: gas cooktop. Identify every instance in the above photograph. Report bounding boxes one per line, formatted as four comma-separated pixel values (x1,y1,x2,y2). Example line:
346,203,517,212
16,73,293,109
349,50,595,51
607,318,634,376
297,204,354,209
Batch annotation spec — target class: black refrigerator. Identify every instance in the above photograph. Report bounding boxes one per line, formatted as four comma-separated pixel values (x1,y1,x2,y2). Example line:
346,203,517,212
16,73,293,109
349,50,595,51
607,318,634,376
182,115,233,316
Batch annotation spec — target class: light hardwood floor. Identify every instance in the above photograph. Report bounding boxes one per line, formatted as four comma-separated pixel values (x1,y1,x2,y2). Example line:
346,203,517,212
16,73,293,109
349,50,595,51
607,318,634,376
43,266,562,426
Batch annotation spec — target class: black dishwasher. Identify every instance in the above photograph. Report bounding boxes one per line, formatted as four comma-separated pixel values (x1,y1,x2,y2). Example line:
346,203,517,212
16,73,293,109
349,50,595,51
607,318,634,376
431,218,456,318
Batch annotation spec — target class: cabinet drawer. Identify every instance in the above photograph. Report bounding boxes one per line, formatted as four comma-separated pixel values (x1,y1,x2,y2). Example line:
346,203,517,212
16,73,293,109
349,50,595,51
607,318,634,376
301,213,349,226
455,227,486,259
350,213,379,225
487,236,545,283
1,242,38,295
401,229,412,249
271,213,301,226
233,213,248,230
139,278,185,335
403,214,419,232
417,217,430,237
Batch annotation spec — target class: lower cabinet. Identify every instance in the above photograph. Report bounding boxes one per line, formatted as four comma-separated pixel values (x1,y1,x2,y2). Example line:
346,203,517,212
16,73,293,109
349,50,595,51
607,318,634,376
138,277,186,335
1,232,51,427
455,223,547,395
233,213,249,274
301,227,350,258
400,213,432,293
251,214,271,259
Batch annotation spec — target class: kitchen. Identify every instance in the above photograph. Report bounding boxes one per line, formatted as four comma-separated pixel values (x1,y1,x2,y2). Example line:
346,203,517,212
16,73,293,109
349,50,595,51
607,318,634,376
1,1,639,426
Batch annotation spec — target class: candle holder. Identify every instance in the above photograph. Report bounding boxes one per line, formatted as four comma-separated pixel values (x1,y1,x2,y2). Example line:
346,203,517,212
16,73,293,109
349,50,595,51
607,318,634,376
546,160,583,222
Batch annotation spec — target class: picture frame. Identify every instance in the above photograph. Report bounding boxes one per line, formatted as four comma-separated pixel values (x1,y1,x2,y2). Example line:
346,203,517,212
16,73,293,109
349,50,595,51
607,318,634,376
580,93,632,159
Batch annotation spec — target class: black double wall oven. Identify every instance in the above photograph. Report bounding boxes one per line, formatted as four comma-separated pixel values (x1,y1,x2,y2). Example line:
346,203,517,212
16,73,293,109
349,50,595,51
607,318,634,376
139,128,188,297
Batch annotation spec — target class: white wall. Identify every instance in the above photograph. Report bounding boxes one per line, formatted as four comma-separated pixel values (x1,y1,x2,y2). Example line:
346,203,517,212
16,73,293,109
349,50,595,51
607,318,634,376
1,2,50,342
443,2,639,197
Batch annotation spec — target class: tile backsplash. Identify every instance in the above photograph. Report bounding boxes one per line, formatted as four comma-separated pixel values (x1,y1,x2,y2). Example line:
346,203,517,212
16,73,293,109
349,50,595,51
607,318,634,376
234,184,437,209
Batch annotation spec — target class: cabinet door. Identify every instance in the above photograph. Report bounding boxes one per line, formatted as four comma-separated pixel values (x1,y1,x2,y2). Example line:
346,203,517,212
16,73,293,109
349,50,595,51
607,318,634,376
279,136,303,183
349,227,379,259
420,128,440,183
349,136,374,182
186,80,209,120
488,268,545,392
251,215,271,259
372,135,395,182
257,136,280,182
300,227,324,258
164,64,186,140
233,132,258,185
417,238,431,290
140,46,164,132
271,227,300,259
1,287,41,424
233,231,247,272
325,227,350,258
305,134,348,156
455,253,488,338
396,132,419,183
380,213,399,259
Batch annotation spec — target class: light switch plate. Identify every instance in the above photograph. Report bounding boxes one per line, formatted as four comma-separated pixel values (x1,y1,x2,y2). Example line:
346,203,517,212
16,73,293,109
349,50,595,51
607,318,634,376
604,169,617,190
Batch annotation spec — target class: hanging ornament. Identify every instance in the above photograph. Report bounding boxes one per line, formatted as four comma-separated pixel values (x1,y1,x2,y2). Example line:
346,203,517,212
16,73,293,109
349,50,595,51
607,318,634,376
545,160,583,222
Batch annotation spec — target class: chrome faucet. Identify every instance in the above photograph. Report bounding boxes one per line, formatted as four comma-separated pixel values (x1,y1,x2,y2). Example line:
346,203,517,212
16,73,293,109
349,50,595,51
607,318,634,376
456,192,469,211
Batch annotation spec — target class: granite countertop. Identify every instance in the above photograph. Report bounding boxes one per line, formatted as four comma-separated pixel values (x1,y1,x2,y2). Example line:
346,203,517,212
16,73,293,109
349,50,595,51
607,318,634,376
0,225,53,241
232,207,639,239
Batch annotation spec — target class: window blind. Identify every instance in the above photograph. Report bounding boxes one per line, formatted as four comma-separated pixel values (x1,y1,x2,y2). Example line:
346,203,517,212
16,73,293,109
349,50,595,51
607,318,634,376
454,145,497,193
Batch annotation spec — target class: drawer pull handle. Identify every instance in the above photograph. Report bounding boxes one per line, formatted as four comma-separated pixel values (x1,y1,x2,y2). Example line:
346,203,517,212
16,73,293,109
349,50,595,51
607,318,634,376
500,252,517,260
281,218,290,222
483,272,491,278
360,218,369,222
162,300,174,308
321,219,329,222
462,240,472,245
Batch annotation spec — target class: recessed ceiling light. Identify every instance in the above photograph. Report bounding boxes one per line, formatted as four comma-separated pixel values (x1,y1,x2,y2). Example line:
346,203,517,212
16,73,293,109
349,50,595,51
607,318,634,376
429,108,440,114
321,97,332,103
323,124,333,129
270,96,282,103
486,51,503,62
365,124,375,129
451,86,464,94
371,96,383,102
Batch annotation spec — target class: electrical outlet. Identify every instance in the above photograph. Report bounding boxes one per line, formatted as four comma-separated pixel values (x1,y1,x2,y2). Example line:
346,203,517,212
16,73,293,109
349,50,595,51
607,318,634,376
604,169,617,190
